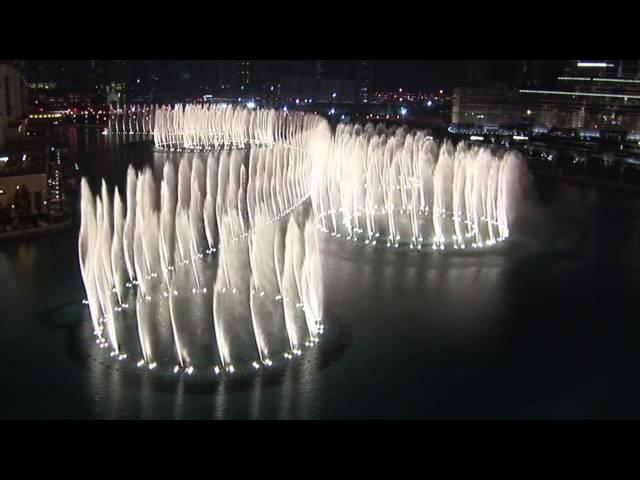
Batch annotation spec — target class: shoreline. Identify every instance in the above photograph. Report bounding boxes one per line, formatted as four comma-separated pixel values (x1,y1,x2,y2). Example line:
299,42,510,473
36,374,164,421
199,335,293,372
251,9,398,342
0,218,73,241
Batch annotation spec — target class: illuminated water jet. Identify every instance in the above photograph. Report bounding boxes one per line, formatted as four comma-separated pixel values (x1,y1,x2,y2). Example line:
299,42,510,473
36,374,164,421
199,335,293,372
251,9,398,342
80,105,328,373
314,123,523,251
83,102,526,377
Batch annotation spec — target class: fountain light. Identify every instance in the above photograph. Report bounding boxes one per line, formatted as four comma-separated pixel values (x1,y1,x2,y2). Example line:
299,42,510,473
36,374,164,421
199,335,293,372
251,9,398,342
83,101,519,376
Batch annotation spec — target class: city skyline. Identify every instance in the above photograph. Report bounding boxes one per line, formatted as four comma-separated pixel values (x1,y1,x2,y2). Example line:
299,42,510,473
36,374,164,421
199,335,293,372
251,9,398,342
12,60,572,95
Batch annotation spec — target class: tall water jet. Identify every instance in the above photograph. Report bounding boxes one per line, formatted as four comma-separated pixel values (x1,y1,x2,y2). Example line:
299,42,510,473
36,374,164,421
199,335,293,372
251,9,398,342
82,104,328,373
81,101,525,377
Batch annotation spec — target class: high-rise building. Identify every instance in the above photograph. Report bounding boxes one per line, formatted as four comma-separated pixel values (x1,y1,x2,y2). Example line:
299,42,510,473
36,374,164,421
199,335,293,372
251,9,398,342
235,60,252,91
356,60,374,104
451,86,522,128
341,61,354,81
215,60,233,92
101,60,136,104
468,60,489,86
520,60,640,133
514,60,542,88
315,60,325,80
0,63,29,149
199,60,218,93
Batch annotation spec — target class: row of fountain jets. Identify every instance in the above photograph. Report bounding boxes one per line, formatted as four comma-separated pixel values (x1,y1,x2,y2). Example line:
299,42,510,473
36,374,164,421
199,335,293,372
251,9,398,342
81,103,522,373
317,122,521,250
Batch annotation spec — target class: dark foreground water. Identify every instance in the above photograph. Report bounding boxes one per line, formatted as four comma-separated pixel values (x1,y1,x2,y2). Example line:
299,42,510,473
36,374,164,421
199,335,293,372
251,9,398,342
2,127,640,419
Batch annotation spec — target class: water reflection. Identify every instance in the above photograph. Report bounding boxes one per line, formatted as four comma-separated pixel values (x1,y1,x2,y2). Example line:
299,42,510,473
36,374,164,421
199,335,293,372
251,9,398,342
68,290,347,419
22,127,636,418
213,377,227,420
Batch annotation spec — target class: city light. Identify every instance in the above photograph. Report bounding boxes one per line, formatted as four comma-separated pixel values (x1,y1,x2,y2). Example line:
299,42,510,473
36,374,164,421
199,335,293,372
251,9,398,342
559,76,640,84
520,89,640,100
557,76,591,81
577,62,614,68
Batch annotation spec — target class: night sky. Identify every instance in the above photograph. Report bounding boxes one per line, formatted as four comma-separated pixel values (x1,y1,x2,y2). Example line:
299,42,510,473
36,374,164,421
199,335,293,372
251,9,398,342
375,61,468,91
373,60,565,91
17,59,568,93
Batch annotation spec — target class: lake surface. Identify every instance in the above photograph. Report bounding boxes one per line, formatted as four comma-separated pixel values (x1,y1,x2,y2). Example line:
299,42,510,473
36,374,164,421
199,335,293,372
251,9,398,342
2,126,640,419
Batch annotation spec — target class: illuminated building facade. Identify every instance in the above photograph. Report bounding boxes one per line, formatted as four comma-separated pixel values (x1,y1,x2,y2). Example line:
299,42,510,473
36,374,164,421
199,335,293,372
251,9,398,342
520,60,640,134
450,60,640,136
451,86,523,129
356,60,374,104
0,63,28,149
0,142,52,218
0,164,48,216
235,60,252,91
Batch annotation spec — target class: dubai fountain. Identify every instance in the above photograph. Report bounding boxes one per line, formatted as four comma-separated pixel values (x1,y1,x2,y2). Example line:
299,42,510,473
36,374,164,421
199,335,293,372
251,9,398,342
107,104,156,135
315,123,523,251
81,104,330,377
81,103,525,378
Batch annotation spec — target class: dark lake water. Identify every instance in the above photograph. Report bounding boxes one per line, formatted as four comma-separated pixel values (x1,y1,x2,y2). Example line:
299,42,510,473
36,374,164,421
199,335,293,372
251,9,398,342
2,126,640,419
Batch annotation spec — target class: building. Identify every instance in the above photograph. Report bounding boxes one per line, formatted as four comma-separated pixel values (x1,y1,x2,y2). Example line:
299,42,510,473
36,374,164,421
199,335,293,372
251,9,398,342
468,60,489,85
0,142,68,235
451,85,523,129
315,60,325,80
356,60,374,104
0,63,29,150
519,60,640,135
217,60,234,91
235,60,252,91
0,63,62,229
0,151,49,217
450,60,640,137
514,60,542,88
